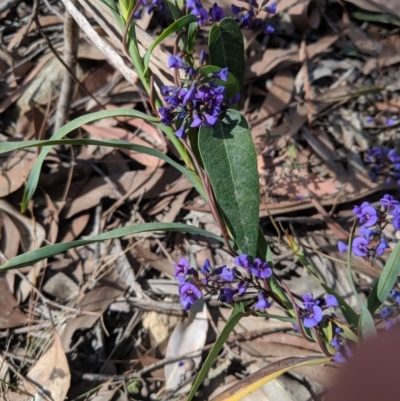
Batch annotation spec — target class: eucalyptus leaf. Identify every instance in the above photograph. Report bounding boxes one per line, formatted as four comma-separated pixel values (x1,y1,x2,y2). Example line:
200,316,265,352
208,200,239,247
198,109,259,257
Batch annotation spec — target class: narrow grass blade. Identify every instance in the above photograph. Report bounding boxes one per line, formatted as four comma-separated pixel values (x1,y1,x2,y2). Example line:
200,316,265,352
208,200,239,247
0,222,227,271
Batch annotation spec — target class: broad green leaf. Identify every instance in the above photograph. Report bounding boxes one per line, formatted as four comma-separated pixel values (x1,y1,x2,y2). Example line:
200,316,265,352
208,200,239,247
143,14,197,71
198,109,259,257
346,224,377,338
208,18,245,91
187,303,245,401
0,137,206,200
210,356,330,401
0,223,227,271
377,241,400,303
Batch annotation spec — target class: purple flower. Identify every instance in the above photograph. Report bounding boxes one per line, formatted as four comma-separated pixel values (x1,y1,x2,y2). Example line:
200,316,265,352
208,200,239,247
380,194,399,209
237,281,248,295
168,55,186,69
264,24,275,34
234,254,252,271
380,307,395,330
174,257,189,279
158,106,174,125
338,241,348,253
231,4,242,15
359,205,378,227
201,259,212,275
324,294,338,308
352,201,369,218
393,210,400,231
330,327,352,363
250,258,273,279
301,294,323,328
182,83,197,106
174,123,187,138
392,290,400,305
265,2,276,13
352,236,369,257
359,225,376,241
210,2,224,21
188,0,209,25
386,118,395,126
213,266,236,282
220,287,238,302
376,239,390,255
214,67,229,81
365,115,374,123
179,283,202,310
254,292,271,310
303,305,323,328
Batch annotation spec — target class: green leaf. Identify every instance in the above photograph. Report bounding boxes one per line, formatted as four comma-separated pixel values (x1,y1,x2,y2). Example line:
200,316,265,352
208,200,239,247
253,312,296,323
0,223,227,271
208,18,245,91
352,11,400,27
346,224,377,339
377,241,400,302
186,21,198,55
198,109,259,257
0,137,206,200
165,0,180,20
368,241,400,314
210,356,330,401
143,14,197,71
187,303,245,401
0,109,191,212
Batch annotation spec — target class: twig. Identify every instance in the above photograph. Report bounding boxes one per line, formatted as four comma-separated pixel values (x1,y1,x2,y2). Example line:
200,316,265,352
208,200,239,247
60,0,138,85
54,0,81,132
0,0,22,13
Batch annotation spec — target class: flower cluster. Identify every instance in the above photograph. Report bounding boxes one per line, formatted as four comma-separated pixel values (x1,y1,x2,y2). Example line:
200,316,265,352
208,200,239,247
299,293,338,328
379,290,400,330
330,327,353,364
231,0,276,33
133,0,165,18
159,55,239,138
364,147,400,186
187,0,224,25
174,254,273,310
338,194,400,259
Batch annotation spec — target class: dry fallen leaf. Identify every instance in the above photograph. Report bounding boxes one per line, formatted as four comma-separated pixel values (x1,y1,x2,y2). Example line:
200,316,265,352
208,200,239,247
10,331,71,401
164,299,209,391
344,0,400,18
0,275,27,329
